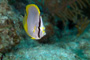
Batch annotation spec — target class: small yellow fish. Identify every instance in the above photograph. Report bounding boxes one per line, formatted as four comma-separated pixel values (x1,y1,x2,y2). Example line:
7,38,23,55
23,4,46,40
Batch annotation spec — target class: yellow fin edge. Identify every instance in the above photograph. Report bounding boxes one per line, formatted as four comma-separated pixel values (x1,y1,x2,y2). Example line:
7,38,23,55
23,14,36,40
26,4,40,15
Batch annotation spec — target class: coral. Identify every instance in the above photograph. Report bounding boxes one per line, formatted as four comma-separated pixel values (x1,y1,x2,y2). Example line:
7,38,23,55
8,0,28,15
75,17,90,36
2,28,90,60
0,0,23,53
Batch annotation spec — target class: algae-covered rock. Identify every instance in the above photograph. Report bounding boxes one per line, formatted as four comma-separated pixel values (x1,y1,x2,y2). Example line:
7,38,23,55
0,0,23,53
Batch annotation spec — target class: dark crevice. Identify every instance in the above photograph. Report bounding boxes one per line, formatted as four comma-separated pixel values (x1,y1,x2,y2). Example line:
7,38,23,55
68,20,76,29
57,20,64,30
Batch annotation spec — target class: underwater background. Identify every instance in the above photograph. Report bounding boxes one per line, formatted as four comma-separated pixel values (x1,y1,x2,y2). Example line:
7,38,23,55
0,0,90,60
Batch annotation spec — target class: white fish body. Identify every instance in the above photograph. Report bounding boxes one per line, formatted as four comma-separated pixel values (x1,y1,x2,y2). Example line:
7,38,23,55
23,4,46,40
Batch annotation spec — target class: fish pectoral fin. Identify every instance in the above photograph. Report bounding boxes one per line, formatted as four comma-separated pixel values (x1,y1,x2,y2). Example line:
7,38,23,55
33,26,36,33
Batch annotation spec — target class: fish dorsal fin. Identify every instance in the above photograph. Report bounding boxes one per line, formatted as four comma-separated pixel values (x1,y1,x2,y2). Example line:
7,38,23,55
26,4,40,15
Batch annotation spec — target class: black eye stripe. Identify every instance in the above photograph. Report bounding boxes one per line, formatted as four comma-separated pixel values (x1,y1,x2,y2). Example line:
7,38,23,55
38,16,41,38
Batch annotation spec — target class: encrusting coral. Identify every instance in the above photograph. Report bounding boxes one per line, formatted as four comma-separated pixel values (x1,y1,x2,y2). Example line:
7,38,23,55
0,0,23,53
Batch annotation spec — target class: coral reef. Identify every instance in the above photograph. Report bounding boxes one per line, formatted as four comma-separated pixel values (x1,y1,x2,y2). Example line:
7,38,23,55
0,0,90,60
8,0,28,15
2,25,90,60
0,0,23,53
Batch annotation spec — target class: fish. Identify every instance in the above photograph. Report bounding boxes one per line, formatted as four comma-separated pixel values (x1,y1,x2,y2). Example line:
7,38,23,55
23,4,46,40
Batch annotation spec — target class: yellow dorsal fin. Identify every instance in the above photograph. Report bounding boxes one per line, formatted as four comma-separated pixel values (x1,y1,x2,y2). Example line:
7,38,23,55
26,4,40,15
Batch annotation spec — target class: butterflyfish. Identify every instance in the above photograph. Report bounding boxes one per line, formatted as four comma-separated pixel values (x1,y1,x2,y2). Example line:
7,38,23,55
23,4,46,40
